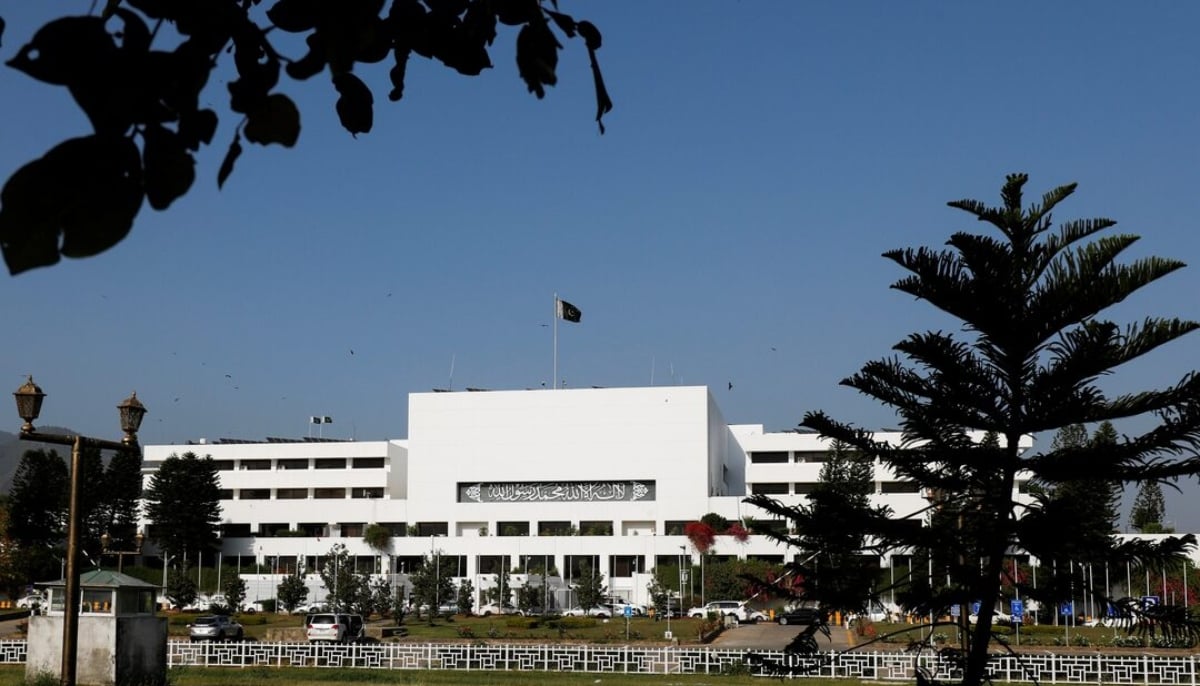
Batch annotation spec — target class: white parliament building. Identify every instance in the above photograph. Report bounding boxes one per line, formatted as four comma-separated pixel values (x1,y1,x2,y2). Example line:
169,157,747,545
140,385,1035,607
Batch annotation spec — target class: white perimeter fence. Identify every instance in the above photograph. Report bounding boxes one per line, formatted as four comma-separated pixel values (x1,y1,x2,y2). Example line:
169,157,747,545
1,640,1199,682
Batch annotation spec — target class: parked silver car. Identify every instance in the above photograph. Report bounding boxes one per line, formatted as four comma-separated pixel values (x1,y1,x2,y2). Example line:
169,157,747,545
188,615,244,641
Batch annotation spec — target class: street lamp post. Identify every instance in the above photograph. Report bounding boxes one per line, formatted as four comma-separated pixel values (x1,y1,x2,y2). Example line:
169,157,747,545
100,530,145,574
14,377,147,686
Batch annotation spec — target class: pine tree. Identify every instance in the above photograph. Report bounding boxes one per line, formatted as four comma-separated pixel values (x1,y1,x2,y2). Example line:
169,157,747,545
144,452,222,561
1130,481,1170,533
795,174,1200,686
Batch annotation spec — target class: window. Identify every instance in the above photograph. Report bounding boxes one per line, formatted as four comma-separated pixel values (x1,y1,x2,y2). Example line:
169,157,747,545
579,520,613,536
794,483,818,494
881,481,922,494
277,459,308,470
795,451,828,463
664,521,689,535
538,521,574,536
609,555,644,577
211,460,234,471
352,487,384,499
379,522,407,536
259,524,289,537
752,519,788,536
353,457,384,469
240,489,270,500
416,522,448,537
240,460,270,470
276,488,307,499
220,523,251,537
749,451,789,464
299,523,328,537
750,482,789,495
1016,480,1031,493
315,458,346,469
217,489,233,500
498,521,530,536
314,488,345,499
340,523,364,537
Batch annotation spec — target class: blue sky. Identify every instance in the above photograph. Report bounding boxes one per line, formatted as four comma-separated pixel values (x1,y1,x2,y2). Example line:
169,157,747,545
2,3,1199,528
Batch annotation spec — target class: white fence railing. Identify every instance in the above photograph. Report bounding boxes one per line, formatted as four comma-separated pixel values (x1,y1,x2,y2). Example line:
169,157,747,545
164,643,1200,682
1,640,1198,683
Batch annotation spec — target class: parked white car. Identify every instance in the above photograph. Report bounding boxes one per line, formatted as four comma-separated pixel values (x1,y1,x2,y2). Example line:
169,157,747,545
16,593,45,611
688,600,763,623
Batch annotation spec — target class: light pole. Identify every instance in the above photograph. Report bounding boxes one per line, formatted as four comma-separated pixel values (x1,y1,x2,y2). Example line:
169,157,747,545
14,377,147,686
679,546,687,610
100,530,145,574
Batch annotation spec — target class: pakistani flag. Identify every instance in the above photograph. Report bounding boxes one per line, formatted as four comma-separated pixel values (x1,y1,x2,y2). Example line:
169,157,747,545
557,298,582,323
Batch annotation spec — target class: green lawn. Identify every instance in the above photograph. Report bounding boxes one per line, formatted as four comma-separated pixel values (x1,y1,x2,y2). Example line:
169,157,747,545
168,611,710,645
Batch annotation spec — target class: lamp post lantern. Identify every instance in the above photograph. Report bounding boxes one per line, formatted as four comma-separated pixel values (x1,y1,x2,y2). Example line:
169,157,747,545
14,377,147,686
100,529,145,574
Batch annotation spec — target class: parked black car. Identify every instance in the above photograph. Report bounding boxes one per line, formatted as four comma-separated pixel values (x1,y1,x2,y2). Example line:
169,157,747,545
777,606,819,625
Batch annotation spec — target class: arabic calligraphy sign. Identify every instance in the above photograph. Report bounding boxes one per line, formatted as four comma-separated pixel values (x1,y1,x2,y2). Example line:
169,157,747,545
458,480,655,503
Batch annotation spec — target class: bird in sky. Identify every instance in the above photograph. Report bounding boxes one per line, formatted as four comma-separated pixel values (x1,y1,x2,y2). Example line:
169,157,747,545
728,382,733,390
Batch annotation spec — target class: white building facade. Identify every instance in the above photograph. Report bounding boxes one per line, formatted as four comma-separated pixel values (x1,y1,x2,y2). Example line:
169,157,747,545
140,385,1034,606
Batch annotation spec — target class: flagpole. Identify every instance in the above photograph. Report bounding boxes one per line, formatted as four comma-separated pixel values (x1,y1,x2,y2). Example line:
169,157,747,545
553,294,559,390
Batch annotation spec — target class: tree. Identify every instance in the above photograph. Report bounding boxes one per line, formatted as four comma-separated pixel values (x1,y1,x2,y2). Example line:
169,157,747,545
573,559,605,611
101,446,144,550
517,576,541,613
317,543,363,612
409,553,454,624
143,451,222,562
786,174,1200,686
165,565,198,610
75,444,107,559
749,440,885,626
222,575,247,613
369,575,395,618
7,448,67,547
276,570,310,613
0,1,612,276
456,578,475,616
485,565,513,610
1130,481,1171,533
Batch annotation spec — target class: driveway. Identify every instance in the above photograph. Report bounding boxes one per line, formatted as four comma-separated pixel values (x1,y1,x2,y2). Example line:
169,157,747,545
710,621,854,651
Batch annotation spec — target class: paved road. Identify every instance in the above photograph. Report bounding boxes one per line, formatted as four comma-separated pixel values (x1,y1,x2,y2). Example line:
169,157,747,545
711,621,855,651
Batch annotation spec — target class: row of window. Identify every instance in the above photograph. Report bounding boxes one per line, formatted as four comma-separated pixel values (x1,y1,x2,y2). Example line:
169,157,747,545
748,481,923,495
209,457,385,471
748,451,832,464
252,553,791,579
215,519,790,539
218,487,384,500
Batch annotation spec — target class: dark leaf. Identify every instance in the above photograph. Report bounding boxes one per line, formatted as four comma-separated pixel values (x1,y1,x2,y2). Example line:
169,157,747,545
577,20,601,51
244,93,301,147
388,47,410,102
333,72,374,136
266,0,318,32
585,43,613,135
125,0,174,20
0,135,144,274
355,17,392,64
142,124,196,210
7,16,116,86
101,0,123,20
286,33,327,80
515,20,560,99
112,7,151,54
545,10,576,38
217,133,243,189
178,108,219,151
494,0,540,26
